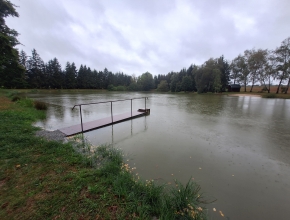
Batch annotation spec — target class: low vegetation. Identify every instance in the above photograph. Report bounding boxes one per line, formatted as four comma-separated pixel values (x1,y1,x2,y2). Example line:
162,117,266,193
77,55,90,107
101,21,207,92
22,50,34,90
262,93,277,98
0,93,208,219
5,91,48,110
33,100,48,110
238,86,290,99
107,84,127,91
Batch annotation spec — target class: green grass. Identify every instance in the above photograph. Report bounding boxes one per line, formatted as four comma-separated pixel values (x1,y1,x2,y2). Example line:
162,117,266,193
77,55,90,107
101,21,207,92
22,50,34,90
5,90,21,98
0,93,208,219
262,93,277,98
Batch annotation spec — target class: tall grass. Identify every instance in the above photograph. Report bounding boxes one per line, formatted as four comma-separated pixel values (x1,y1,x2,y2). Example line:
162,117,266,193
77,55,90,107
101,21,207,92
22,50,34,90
71,136,209,219
5,91,48,110
17,97,34,108
5,90,20,98
33,100,48,110
6,90,21,102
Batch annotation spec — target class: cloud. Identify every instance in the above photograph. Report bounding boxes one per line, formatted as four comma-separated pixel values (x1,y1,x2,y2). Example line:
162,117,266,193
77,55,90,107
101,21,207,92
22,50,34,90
6,0,290,76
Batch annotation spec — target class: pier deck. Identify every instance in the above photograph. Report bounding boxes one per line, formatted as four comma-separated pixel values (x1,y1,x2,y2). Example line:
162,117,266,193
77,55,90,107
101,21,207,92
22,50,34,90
58,110,146,136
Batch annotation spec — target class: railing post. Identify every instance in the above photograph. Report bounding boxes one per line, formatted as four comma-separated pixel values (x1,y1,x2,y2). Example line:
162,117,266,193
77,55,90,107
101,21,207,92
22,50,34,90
72,97,148,134
111,101,113,123
111,124,114,146
79,105,84,133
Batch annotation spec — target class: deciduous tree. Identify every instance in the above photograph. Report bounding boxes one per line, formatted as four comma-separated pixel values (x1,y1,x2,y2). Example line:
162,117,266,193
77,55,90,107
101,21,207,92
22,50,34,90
216,55,230,91
181,75,193,92
275,37,290,94
157,80,169,92
231,54,249,92
245,49,268,92
261,50,278,93
138,72,154,91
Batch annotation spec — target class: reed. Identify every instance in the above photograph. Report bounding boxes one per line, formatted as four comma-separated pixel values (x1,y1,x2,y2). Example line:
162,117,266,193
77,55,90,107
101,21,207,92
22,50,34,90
33,100,48,110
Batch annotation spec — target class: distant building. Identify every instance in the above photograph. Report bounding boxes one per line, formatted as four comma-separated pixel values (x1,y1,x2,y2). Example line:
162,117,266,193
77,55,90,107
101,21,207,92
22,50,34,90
228,84,241,92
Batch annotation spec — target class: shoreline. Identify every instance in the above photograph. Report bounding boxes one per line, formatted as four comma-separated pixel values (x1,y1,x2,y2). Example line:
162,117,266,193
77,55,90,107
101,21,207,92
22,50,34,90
227,93,261,97
1,94,207,219
35,129,67,142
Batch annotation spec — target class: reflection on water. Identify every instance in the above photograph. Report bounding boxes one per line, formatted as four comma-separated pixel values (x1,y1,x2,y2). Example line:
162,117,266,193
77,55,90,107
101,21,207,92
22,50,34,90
27,91,290,220
84,116,148,147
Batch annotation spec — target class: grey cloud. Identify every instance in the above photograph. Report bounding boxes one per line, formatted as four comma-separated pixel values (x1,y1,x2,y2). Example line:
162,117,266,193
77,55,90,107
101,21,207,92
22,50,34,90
6,0,290,76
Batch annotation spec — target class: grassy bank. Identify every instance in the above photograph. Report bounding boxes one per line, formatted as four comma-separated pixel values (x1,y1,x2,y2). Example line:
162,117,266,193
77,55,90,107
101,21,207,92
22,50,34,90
0,93,207,220
239,86,290,99
224,91,290,99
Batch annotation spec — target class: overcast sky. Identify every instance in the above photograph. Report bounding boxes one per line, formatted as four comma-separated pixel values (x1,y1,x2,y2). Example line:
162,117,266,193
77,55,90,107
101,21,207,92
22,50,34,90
6,0,290,76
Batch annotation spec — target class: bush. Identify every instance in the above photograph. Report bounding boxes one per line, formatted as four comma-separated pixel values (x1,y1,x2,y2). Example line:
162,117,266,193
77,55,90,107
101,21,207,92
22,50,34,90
34,100,48,110
108,85,127,91
107,84,116,91
128,82,142,91
116,86,126,91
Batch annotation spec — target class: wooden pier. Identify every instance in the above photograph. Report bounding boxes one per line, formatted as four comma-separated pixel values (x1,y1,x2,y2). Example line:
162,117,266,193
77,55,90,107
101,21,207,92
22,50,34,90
58,97,150,136
59,110,149,136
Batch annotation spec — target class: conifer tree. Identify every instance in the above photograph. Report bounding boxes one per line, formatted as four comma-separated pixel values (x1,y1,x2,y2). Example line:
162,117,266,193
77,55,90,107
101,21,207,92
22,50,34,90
27,49,45,88
45,58,63,89
64,62,77,89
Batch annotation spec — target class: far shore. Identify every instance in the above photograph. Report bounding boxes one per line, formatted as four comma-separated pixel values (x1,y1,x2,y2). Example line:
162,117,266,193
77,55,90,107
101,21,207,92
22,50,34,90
227,93,261,97
1,87,290,99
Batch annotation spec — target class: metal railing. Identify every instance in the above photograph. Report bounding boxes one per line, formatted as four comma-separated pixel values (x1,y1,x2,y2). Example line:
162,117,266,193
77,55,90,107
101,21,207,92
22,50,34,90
72,97,149,133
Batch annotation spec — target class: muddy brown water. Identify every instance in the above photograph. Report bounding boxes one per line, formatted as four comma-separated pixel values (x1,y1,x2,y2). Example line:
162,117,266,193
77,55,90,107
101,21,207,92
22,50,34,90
27,91,290,220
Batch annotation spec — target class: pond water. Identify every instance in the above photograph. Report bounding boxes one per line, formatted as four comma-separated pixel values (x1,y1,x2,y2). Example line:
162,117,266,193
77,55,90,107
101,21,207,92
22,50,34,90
27,91,290,220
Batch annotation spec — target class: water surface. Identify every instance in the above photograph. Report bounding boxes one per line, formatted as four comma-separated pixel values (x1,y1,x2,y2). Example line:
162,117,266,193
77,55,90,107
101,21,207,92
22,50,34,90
28,91,290,220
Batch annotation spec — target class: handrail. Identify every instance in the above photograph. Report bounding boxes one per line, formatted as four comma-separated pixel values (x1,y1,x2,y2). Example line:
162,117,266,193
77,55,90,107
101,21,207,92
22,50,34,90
72,97,148,110
72,97,149,133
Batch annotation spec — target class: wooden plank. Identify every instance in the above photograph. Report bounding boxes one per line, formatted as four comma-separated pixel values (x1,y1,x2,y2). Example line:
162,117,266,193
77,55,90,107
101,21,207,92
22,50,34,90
58,110,146,136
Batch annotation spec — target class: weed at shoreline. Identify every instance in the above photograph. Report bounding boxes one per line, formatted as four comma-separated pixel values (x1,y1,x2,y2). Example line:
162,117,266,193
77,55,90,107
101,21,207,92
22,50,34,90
33,100,48,110
5,91,48,111
69,135,209,219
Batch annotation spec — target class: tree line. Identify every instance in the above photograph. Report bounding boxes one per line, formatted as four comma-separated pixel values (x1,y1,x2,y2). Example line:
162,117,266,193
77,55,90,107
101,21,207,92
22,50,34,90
229,39,290,93
17,49,132,90
154,55,230,93
154,37,290,94
1,0,290,93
